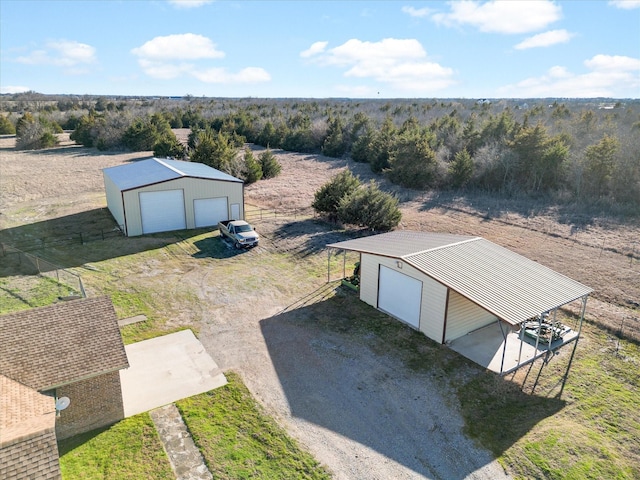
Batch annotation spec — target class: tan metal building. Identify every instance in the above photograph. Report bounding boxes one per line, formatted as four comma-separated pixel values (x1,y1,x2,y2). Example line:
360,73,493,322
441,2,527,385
103,158,244,236
328,231,592,373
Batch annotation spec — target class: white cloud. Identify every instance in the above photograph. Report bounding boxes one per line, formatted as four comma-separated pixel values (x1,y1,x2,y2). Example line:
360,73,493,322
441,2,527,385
514,29,574,49
15,40,96,74
432,0,562,34
608,0,640,9
136,59,194,80
131,33,224,61
1,85,31,94
300,41,328,58
401,6,433,18
191,67,271,83
168,0,214,9
131,33,269,84
304,38,455,92
498,54,640,97
584,54,640,71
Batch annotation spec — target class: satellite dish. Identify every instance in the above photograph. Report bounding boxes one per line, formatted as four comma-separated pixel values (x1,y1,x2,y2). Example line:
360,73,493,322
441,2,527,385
55,397,71,411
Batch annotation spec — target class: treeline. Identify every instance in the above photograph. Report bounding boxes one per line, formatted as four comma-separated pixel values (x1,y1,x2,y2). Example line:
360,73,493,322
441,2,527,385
2,94,639,207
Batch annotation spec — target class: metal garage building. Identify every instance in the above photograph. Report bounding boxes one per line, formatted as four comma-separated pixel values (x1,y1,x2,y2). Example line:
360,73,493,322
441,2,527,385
328,231,592,374
103,158,244,236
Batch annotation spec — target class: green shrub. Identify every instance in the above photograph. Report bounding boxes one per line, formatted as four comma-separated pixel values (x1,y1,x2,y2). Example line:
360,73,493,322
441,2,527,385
242,147,263,183
448,148,474,189
259,148,281,178
0,115,16,134
338,181,401,231
153,135,186,159
312,170,361,218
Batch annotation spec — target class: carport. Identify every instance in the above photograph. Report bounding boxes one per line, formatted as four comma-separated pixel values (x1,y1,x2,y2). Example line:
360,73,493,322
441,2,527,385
327,231,592,374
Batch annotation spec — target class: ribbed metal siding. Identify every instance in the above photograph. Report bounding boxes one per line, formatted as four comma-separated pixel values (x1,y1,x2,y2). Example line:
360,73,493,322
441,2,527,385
359,254,446,342
122,178,243,236
406,238,592,325
103,172,125,229
445,290,497,342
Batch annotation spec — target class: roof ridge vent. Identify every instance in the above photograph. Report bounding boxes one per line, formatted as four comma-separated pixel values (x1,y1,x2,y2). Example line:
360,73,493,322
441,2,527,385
403,236,481,259
153,158,185,177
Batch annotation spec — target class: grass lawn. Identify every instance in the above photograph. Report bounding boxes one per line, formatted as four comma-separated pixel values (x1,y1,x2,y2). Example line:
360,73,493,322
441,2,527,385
6,227,639,479
58,373,330,480
58,413,174,479
176,372,331,480
456,323,640,480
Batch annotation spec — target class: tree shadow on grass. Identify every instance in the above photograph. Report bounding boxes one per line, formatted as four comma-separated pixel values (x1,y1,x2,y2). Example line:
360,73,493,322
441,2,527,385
260,289,565,478
0,208,193,274
267,218,372,257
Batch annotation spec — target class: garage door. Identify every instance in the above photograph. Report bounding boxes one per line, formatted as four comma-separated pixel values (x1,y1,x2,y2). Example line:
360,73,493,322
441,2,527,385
139,190,186,234
194,197,228,228
378,266,422,328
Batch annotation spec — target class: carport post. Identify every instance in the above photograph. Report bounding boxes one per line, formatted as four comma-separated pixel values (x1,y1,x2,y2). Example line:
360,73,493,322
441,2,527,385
517,323,525,366
343,250,346,279
498,320,508,375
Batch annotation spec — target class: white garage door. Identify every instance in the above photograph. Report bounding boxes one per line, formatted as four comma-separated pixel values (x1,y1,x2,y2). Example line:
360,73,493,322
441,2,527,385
378,266,422,328
194,197,228,228
139,190,186,234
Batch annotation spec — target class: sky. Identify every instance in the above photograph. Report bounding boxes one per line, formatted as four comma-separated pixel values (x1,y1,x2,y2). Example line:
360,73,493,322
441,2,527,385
1,0,639,99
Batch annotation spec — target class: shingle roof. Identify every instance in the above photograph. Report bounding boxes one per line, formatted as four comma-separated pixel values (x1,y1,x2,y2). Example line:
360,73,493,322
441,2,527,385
0,375,56,448
328,231,592,326
103,158,242,191
0,296,129,391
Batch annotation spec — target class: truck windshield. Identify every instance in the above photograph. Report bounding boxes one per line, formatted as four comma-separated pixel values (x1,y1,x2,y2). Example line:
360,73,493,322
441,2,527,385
235,224,253,233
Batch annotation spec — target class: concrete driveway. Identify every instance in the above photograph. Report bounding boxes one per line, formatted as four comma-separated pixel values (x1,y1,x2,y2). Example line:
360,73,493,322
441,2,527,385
119,329,227,417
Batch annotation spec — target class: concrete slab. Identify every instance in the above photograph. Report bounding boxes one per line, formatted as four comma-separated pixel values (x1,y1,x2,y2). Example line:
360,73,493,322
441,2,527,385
449,322,579,374
120,329,227,417
118,314,147,327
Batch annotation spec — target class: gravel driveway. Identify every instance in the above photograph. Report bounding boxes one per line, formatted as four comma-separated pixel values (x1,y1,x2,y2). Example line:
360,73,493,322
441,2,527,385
198,276,510,480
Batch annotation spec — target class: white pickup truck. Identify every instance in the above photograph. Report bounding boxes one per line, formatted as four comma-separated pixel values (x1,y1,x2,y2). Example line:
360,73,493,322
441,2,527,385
218,220,259,249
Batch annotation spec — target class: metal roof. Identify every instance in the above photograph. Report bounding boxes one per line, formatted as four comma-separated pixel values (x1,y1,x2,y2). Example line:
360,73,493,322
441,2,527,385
103,158,242,191
328,231,592,326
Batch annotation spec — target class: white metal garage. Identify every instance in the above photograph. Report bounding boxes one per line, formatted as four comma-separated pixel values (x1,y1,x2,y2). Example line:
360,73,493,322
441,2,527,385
327,231,593,374
140,190,187,234
378,266,422,328
194,197,228,228
103,158,245,237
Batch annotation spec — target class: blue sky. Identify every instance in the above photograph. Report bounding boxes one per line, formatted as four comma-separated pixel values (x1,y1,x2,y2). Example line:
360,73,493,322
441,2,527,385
1,0,639,98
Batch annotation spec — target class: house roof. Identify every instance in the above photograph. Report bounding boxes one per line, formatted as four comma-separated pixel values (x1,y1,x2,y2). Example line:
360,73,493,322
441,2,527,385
0,296,129,391
103,157,243,191
327,231,592,326
0,375,56,449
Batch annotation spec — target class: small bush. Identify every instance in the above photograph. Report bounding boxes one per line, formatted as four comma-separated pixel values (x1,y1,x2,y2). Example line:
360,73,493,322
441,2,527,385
259,148,281,178
242,147,263,184
338,181,402,231
0,115,16,134
312,170,361,218
15,120,59,150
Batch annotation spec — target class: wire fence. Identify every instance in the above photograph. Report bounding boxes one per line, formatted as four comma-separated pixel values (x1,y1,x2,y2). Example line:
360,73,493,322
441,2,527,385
0,244,86,298
245,206,315,222
1,226,124,253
